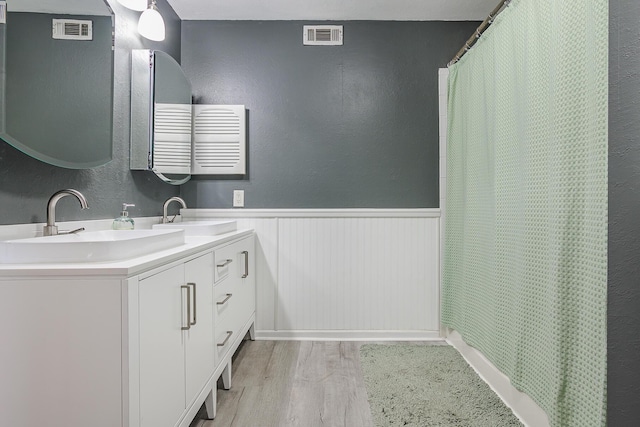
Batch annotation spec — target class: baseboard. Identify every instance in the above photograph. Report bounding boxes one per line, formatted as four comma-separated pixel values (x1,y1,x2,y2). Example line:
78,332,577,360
255,330,442,341
446,329,550,427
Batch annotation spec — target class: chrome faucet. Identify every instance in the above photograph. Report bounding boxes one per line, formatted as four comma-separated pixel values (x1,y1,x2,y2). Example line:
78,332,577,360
43,189,89,236
163,196,187,223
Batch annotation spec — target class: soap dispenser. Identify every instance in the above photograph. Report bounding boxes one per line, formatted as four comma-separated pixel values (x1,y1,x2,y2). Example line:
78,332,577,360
113,203,135,230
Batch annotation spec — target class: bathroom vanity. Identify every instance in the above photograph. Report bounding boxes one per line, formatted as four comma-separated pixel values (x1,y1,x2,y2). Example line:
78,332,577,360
0,230,255,427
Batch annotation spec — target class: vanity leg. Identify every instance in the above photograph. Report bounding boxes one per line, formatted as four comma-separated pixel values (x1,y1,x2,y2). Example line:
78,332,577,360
249,322,256,341
222,361,232,390
204,387,216,420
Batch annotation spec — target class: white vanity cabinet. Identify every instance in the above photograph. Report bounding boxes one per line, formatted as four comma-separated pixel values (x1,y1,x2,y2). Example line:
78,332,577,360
214,235,256,364
209,235,256,413
137,252,214,427
0,277,125,427
0,231,255,427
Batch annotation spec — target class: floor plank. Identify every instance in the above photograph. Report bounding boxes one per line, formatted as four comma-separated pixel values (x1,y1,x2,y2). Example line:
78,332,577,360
190,340,373,427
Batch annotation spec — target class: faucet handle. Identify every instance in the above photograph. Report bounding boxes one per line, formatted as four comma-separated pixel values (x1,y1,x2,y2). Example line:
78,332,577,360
59,227,85,235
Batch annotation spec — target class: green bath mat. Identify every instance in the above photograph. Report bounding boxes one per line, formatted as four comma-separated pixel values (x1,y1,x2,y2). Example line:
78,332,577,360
360,344,523,427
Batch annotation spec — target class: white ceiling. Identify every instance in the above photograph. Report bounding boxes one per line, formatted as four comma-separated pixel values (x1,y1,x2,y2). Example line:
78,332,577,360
165,0,498,21
10,1,497,21
10,0,111,15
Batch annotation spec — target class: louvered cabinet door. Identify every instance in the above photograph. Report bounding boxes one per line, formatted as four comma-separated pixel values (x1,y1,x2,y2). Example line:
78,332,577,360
192,105,246,175
153,103,193,175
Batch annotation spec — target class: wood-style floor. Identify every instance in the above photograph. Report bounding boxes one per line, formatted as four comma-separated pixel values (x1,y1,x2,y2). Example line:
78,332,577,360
190,340,374,427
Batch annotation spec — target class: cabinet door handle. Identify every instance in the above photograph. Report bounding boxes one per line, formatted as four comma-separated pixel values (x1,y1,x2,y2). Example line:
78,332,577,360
217,259,233,268
181,285,191,331
241,251,249,278
217,331,233,347
217,293,233,306
188,282,197,326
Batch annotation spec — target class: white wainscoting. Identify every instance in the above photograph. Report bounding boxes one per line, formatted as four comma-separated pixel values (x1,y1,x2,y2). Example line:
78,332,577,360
182,209,441,340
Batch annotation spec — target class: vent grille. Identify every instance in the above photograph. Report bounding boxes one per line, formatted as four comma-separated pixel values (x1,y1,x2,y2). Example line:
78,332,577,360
193,105,246,175
52,19,93,40
153,103,192,174
0,2,6,25
303,25,343,46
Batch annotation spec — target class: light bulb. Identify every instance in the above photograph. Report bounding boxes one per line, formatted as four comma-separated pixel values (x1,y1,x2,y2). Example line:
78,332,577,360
117,0,147,12
138,1,165,41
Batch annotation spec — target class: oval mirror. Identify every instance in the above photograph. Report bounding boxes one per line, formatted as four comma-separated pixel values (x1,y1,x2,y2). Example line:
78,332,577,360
0,0,114,169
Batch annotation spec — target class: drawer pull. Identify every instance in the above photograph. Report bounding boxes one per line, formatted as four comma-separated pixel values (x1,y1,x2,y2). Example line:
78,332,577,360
242,251,249,278
181,285,191,331
217,293,233,305
217,331,233,347
217,259,233,268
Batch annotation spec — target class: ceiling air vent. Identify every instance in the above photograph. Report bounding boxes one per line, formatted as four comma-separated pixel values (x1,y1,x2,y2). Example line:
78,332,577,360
0,2,6,25
52,19,93,41
303,25,343,46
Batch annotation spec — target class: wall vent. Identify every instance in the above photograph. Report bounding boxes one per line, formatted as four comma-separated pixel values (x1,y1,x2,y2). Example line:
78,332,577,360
303,25,343,46
52,19,93,41
0,2,6,25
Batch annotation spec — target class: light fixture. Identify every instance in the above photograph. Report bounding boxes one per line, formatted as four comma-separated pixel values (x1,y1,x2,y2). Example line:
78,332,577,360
138,0,165,42
117,0,147,12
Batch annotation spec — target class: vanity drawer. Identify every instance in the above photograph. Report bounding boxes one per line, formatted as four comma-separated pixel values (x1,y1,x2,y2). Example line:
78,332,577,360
214,244,237,283
214,280,235,360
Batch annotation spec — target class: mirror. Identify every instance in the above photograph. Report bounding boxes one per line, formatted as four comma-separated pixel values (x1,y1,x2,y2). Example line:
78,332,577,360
130,49,192,185
0,0,114,169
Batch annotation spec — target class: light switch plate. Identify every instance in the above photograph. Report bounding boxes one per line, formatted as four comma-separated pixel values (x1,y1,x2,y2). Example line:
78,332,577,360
233,190,244,208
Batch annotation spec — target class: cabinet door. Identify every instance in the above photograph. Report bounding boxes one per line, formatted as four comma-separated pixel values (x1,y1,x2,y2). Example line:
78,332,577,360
184,253,214,404
139,264,186,427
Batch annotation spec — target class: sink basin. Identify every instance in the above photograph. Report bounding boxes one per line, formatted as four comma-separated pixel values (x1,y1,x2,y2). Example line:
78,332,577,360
152,220,237,236
0,229,185,264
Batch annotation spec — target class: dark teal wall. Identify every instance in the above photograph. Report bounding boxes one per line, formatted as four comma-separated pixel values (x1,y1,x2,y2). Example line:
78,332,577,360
180,21,477,208
608,0,640,423
0,0,181,225
0,15,477,222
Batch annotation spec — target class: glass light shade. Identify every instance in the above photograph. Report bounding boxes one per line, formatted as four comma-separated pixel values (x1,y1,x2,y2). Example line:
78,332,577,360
138,5,166,41
117,0,147,12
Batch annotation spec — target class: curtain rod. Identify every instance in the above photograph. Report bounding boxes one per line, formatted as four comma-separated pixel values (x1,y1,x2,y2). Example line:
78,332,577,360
448,0,512,67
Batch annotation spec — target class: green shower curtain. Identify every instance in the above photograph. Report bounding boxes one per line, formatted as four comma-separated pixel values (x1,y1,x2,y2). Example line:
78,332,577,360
442,1,607,426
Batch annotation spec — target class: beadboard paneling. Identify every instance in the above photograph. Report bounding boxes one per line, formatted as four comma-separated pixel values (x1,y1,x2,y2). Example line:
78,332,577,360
181,209,440,338
276,217,439,332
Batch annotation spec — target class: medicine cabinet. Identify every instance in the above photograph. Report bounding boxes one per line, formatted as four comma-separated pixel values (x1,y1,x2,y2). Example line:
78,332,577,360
130,49,246,185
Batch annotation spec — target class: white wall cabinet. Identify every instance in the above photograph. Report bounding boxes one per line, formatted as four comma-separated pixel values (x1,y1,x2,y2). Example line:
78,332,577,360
0,232,255,427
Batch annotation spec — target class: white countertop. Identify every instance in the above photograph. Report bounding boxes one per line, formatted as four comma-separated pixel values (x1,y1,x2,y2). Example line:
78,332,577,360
0,229,254,278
